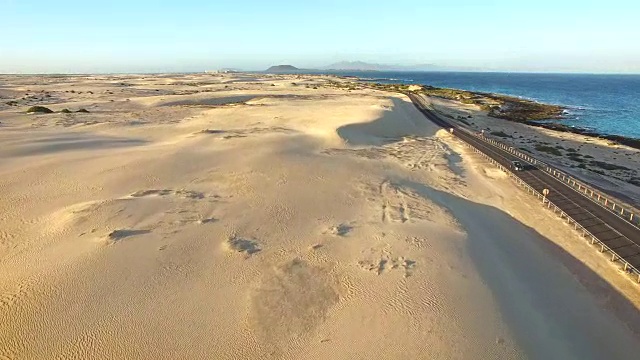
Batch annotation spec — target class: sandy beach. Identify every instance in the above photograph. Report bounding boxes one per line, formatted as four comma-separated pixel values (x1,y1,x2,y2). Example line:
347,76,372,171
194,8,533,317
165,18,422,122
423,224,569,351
1,73,640,359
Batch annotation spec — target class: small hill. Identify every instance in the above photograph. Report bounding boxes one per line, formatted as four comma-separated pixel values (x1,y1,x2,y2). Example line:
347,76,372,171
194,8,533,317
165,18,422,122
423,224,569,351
265,65,300,73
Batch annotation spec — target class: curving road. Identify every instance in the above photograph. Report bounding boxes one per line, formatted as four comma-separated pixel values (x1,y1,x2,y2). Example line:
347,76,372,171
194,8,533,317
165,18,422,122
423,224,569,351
408,93,640,274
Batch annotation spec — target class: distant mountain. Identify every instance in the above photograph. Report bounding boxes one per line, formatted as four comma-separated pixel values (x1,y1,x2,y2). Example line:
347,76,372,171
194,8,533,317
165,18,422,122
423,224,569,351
324,61,402,71
324,61,479,72
265,65,301,73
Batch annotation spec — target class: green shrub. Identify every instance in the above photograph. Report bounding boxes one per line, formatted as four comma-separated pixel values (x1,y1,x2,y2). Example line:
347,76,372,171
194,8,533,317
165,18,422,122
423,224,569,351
26,106,54,114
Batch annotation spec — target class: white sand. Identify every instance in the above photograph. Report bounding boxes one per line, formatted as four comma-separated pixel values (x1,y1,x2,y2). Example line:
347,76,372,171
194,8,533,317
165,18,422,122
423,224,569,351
1,73,639,359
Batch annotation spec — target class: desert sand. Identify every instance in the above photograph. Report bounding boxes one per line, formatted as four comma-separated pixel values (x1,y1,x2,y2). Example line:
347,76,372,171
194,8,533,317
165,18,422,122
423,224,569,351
1,73,640,359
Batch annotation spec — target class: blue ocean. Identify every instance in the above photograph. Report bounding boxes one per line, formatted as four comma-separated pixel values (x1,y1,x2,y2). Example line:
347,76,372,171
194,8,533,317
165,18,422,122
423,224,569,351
322,71,640,139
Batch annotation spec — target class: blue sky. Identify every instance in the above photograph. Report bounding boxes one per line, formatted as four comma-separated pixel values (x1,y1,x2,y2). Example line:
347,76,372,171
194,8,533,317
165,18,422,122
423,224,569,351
1,0,638,73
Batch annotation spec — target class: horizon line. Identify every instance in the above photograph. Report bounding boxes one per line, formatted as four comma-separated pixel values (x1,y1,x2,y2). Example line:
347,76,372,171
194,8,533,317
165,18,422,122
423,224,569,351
2,70,640,76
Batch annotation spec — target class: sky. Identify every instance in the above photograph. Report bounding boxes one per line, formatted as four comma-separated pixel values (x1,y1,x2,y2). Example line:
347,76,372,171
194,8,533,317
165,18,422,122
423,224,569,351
1,0,639,73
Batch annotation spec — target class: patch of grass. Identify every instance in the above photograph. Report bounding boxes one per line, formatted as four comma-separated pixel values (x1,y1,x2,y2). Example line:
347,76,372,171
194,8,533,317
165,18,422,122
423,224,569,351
76,108,90,113
535,144,563,156
566,152,583,162
5,101,18,106
26,106,54,114
60,108,72,113
566,148,578,152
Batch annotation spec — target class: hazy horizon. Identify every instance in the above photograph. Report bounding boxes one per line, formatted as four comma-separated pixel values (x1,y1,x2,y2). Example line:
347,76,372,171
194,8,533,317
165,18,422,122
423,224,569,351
2,0,639,74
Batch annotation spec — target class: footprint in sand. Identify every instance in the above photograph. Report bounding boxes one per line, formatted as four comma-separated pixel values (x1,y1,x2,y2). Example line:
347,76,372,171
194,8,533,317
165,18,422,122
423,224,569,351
324,223,353,237
107,229,151,242
249,259,339,349
358,254,416,277
224,235,261,256
130,189,207,200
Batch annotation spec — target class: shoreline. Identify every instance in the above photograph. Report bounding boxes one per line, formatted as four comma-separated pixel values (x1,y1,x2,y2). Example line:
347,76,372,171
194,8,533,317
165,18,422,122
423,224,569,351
326,75,640,150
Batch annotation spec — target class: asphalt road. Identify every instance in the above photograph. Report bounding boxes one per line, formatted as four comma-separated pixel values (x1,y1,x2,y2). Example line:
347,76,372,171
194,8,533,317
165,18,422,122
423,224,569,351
408,93,640,271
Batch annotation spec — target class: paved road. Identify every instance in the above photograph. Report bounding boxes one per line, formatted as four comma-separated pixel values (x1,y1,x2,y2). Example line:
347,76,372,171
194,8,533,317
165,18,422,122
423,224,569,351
409,93,640,272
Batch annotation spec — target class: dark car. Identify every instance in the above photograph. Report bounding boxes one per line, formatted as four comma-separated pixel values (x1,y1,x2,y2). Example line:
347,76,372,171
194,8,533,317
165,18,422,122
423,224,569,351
511,161,525,171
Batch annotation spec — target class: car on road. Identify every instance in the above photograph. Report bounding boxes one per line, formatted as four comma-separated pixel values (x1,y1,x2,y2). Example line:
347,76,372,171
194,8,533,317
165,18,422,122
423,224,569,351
511,160,525,171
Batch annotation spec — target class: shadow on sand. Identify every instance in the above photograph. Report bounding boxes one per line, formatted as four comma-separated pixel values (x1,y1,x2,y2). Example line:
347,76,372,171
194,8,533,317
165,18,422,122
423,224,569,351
336,98,439,146
3,134,147,157
398,178,640,359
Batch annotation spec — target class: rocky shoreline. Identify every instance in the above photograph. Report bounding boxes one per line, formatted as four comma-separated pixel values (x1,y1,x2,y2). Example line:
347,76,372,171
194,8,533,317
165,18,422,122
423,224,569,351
365,82,640,150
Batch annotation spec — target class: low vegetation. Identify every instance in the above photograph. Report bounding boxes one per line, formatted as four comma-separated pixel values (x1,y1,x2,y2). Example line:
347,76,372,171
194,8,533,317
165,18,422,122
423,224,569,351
26,106,54,114
589,160,631,171
490,131,511,138
534,144,563,156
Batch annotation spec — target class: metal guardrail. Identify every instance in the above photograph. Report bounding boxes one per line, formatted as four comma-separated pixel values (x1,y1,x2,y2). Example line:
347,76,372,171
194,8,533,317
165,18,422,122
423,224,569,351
418,97,640,228
471,132,640,229
457,133,640,282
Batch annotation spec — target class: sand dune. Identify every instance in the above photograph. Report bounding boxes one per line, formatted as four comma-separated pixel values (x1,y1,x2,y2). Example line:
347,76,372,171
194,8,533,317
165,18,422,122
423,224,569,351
1,73,639,359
